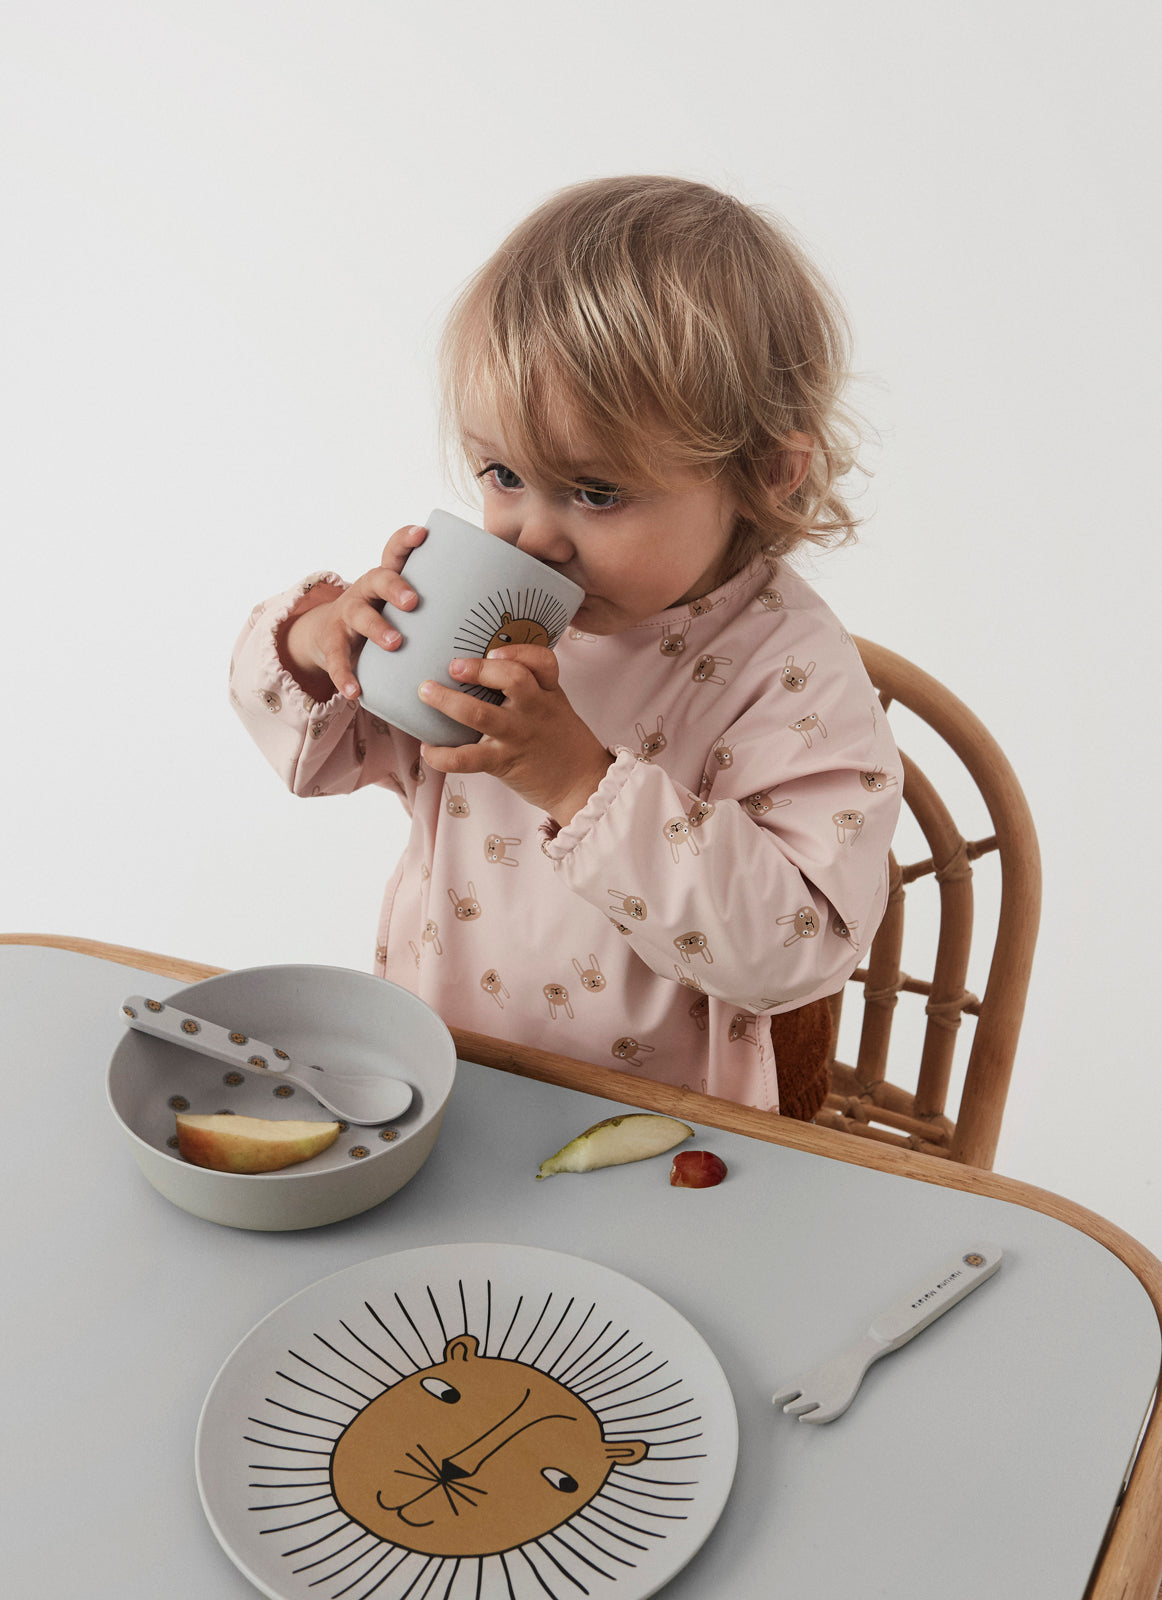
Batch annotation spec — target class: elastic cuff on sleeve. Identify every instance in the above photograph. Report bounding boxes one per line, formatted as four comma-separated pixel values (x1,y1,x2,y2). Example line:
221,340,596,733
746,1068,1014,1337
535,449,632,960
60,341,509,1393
262,571,348,714
540,747,639,862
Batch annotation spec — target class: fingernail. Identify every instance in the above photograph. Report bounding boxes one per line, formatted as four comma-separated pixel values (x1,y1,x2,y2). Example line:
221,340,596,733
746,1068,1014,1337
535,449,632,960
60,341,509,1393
383,627,401,647
399,589,417,609
418,680,434,700
449,658,467,675
343,681,359,698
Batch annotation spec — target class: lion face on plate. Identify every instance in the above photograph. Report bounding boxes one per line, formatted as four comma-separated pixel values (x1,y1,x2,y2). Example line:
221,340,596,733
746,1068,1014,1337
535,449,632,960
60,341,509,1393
330,1334,647,1557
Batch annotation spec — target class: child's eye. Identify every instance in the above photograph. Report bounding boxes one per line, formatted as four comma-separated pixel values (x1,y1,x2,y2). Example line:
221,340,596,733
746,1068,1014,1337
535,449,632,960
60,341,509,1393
477,462,524,492
575,482,622,510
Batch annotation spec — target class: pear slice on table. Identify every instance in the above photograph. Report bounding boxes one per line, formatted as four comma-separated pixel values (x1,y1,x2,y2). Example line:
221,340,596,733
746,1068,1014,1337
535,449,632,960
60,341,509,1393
175,1112,340,1173
536,1113,693,1178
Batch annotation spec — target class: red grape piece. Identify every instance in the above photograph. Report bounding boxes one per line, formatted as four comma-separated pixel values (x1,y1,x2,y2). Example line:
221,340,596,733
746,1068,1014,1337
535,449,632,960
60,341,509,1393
669,1150,727,1187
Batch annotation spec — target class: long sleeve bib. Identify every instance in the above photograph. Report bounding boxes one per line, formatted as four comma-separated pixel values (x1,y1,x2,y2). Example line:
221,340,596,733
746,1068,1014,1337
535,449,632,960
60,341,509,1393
230,556,900,1110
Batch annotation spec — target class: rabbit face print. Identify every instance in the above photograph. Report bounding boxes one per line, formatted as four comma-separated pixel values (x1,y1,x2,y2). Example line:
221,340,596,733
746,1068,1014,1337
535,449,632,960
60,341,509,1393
483,833,520,866
833,808,865,843
692,652,731,685
445,781,471,818
663,817,700,862
860,767,898,793
448,882,482,921
728,1012,758,1045
674,930,714,964
608,889,647,923
480,968,510,1006
789,712,827,748
611,1036,655,1063
777,906,820,945
780,656,814,692
544,983,573,1020
572,955,606,993
636,717,667,759
744,789,792,818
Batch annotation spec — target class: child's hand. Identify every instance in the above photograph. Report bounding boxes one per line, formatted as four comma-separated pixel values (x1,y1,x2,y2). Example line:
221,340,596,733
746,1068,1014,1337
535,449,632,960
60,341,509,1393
277,523,428,701
418,645,613,826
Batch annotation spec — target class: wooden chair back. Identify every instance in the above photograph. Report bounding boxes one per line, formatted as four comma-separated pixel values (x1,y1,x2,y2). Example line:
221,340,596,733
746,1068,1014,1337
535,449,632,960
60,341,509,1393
817,638,1042,1169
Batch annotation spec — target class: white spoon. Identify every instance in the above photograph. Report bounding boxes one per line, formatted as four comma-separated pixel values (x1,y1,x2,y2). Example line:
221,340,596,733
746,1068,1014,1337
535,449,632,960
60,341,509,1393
119,995,413,1125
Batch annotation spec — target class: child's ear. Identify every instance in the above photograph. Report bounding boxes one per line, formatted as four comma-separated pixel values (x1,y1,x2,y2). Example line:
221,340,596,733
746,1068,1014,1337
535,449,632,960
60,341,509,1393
768,431,814,498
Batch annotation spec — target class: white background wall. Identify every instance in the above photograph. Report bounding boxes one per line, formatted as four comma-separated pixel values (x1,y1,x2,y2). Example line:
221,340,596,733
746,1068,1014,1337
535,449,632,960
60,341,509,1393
4,1,1159,1252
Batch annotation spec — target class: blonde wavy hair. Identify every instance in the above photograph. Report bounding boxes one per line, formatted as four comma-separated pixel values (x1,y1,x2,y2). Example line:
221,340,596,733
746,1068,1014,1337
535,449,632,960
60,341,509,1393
439,174,863,567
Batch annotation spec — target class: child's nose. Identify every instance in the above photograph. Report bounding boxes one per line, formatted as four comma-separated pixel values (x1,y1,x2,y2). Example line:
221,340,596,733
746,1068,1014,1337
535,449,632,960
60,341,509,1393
514,509,574,566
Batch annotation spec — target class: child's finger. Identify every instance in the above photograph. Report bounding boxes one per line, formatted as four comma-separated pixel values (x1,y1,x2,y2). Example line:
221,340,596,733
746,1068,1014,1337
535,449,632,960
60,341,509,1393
418,739,492,776
377,522,428,575
448,654,535,700
481,643,560,691
319,639,359,700
355,567,419,617
340,593,406,650
416,676,501,736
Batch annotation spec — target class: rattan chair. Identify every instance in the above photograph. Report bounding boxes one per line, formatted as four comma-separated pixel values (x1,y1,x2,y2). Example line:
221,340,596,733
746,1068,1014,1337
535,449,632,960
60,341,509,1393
816,638,1042,1170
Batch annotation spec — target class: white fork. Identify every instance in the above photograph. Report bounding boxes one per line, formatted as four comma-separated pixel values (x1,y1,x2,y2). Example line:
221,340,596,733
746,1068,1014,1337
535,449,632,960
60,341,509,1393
772,1243,1003,1423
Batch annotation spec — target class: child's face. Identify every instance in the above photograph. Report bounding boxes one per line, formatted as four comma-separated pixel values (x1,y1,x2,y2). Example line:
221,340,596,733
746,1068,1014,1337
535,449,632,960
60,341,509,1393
462,402,743,635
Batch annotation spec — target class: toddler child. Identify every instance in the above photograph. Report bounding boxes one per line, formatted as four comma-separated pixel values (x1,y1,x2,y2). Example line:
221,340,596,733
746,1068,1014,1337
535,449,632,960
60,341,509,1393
229,174,901,1114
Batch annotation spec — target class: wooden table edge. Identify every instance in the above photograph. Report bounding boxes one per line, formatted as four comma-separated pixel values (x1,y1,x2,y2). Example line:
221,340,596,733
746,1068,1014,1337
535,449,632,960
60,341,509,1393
8,932,1161,1600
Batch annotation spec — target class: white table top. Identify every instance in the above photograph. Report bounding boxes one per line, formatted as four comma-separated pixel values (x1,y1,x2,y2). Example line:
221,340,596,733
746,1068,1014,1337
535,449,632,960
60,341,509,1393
4,945,1159,1600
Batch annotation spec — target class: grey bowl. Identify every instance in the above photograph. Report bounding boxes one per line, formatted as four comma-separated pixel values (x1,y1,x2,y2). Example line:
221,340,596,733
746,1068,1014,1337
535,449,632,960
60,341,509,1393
106,964,457,1230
